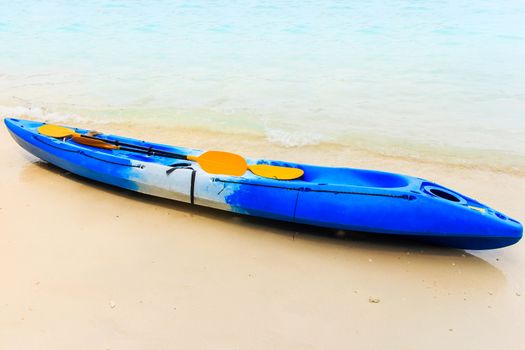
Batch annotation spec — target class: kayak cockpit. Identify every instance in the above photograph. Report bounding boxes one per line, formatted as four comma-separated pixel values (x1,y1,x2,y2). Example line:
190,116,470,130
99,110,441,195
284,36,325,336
299,165,410,188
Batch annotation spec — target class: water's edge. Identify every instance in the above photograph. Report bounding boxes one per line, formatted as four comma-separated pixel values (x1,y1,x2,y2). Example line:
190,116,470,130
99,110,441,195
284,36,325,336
2,104,523,176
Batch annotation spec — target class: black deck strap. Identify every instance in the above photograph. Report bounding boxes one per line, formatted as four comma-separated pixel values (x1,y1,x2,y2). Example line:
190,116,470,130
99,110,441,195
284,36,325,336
166,162,192,175
190,168,196,205
164,165,196,204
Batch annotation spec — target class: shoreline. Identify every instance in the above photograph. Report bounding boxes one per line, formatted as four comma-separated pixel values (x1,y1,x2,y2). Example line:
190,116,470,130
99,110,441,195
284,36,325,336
1,105,524,176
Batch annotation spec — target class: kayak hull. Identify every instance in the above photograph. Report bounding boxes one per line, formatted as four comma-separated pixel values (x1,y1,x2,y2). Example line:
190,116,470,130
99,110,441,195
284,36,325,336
5,118,522,249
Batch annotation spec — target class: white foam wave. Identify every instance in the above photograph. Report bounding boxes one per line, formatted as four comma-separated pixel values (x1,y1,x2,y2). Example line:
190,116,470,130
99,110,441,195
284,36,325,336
264,128,327,147
0,105,89,124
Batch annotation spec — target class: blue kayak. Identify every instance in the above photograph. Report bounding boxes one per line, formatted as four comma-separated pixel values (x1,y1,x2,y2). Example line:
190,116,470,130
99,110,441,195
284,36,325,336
5,118,522,249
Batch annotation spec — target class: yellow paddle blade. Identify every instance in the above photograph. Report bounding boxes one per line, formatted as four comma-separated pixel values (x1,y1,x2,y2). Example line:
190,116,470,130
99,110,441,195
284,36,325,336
249,164,304,180
38,124,76,138
71,136,119,150
187,151,247,176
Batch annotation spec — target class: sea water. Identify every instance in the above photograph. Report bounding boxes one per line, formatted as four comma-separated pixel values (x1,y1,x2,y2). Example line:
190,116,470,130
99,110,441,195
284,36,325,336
1,1,524,171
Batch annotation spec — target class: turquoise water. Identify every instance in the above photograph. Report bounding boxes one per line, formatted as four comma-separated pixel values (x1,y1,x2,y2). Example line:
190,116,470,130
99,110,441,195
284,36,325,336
1,1,524,168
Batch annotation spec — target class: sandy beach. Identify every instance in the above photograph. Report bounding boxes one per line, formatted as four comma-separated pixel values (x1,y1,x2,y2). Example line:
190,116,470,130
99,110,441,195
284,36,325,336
1,0,524,348
1,122,523,349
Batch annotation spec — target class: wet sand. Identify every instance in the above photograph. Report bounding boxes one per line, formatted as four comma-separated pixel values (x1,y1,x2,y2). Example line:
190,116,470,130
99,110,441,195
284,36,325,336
0,123,524,349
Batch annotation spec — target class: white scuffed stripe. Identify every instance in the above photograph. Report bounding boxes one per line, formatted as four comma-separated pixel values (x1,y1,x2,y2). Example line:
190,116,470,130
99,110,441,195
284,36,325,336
122,159,241,212
193,171,239,211
128,161,193,203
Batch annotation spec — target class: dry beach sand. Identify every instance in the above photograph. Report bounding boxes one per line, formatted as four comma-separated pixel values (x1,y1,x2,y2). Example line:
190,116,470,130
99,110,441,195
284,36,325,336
0,121,524,349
